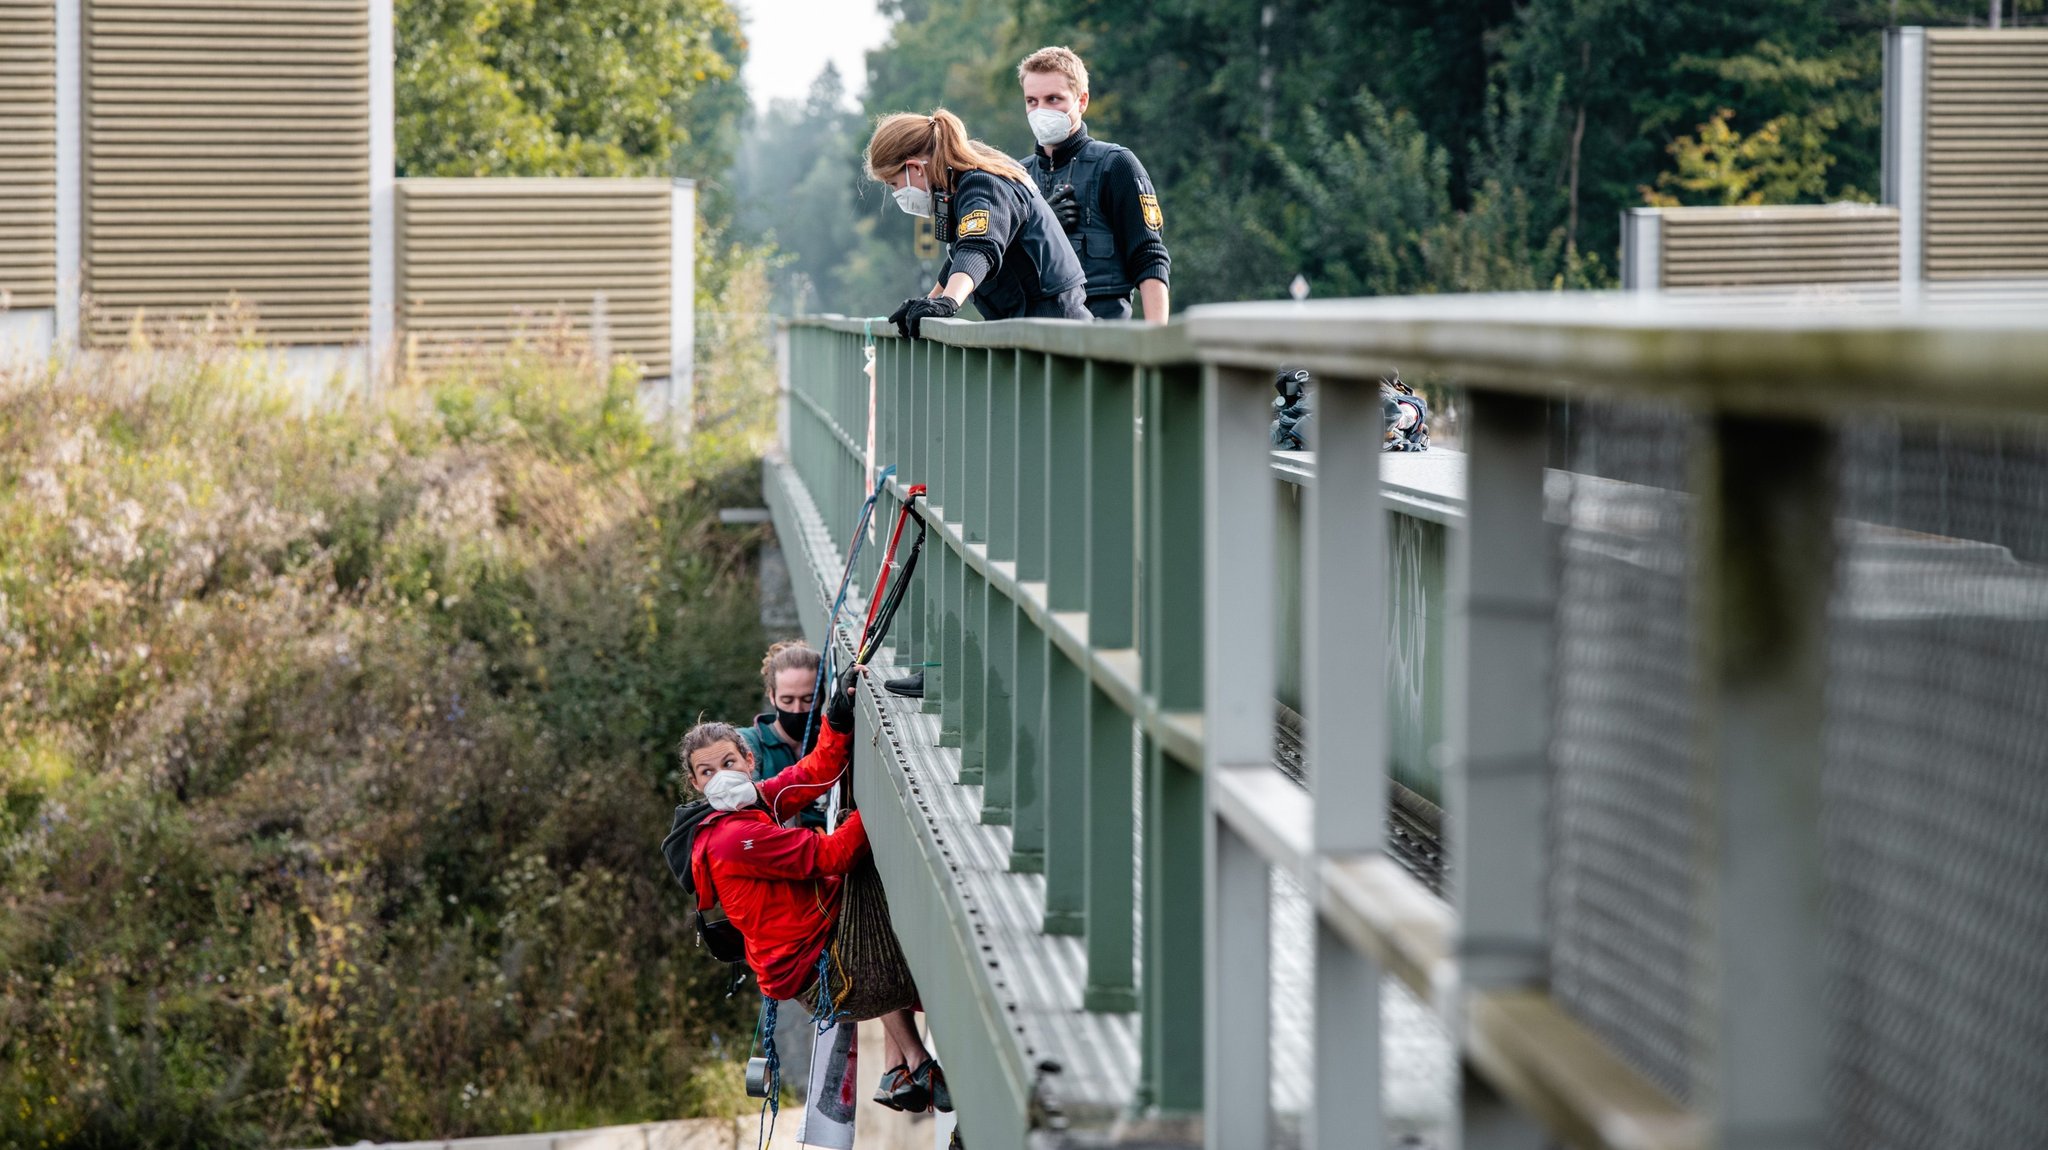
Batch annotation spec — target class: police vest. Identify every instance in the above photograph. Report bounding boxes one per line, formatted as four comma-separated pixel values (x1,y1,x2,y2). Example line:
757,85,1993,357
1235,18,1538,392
1026,140,1136,302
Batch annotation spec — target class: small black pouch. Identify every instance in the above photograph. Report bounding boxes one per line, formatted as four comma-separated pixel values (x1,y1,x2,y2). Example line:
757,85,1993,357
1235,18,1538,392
695,910,747,965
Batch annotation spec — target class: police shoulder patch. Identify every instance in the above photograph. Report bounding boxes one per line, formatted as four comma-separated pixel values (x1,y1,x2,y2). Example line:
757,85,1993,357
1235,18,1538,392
1139,193,1163,231
957,209,990,238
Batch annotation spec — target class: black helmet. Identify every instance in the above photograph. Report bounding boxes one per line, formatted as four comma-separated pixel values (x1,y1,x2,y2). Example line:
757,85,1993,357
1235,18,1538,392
1275,365,1310,402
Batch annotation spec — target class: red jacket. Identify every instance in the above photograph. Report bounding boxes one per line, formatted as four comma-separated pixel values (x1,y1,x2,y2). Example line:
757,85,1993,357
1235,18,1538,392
691,721,868,1000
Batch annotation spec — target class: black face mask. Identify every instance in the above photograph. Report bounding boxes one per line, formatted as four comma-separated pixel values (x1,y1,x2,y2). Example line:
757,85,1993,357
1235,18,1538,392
775,708,819,748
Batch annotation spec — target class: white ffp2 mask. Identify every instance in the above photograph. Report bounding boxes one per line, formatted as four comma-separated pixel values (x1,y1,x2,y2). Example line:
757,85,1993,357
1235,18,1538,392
704,770,759,812
892,182,933,218
1028,108,1073,147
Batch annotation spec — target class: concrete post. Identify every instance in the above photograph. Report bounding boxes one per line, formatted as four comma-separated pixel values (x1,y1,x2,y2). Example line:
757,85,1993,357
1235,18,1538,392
368,0,395,387
670,179,697,428
1621,208,1663,293
1884,28,1927,291
55,0,81,349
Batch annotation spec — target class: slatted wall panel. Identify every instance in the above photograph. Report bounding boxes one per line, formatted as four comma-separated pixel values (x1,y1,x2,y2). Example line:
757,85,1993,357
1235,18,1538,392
1,0,58,309
397,179,671,377
83,0,370,343
1660,205,1901,289
1925,30,2048,281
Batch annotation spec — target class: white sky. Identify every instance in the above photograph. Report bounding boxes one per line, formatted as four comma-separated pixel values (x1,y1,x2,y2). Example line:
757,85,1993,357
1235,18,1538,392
740,0,894,110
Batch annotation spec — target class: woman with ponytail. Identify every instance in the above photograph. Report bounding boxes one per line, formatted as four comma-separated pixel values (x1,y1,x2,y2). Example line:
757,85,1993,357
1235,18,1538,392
867,108,1090,338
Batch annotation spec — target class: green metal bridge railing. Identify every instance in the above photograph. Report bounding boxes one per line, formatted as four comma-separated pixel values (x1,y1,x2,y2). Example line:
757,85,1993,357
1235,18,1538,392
767,286,2048,1150
774,319,1210,1144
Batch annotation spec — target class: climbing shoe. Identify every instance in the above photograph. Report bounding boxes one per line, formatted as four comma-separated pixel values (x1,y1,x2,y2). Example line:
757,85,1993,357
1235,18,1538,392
874,1063,928,1113
911,1057,952,1113
884,670,925,698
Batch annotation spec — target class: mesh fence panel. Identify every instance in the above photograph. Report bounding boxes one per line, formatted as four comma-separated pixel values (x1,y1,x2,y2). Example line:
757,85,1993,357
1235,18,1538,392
1823,417,2048,1150
1545,400,1700,1102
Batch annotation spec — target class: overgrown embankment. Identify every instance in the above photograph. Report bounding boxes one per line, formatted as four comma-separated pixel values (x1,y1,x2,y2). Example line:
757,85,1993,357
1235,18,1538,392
0,340,769,1147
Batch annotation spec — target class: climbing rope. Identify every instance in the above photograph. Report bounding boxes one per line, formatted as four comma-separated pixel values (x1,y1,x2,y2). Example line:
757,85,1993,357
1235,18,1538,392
798,465,896,756
858,486,928,665
754,996,781,1150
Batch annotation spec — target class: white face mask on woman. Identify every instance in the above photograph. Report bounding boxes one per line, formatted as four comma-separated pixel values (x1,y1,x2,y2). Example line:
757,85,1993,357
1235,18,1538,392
892,166,934,218
703,770,759,812
1028,107,1073,147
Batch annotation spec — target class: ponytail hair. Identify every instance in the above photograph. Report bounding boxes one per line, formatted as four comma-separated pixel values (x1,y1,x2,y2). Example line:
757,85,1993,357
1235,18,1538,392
866,108,1028,190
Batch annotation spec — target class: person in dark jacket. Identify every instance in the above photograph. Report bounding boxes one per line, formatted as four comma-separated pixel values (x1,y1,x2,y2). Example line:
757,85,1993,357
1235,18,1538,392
868,108,1090,339
1016,46,1171,322
739,639,822,785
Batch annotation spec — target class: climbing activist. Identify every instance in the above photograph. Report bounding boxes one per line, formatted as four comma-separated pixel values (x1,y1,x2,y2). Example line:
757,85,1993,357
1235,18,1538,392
1017,46,1172,323
869,108,1089,339
740,639,830,827
664,669,953,1114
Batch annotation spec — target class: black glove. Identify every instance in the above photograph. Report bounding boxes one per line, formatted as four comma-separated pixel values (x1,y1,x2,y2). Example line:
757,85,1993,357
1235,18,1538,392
1046,184,1081,233
890,295,960,340
826,666,861,733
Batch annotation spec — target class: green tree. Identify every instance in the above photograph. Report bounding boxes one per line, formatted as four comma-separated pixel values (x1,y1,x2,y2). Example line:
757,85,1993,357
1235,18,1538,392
746,0,2023,311
734,66,930,316
396,0,746,180
1643,107,1838,206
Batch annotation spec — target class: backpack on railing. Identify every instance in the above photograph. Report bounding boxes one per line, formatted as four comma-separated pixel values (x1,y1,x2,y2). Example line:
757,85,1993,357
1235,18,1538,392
661,799,748,964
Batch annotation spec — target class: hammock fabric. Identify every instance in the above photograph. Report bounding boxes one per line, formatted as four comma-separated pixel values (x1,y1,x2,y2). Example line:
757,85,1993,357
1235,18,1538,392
799,856,920,1022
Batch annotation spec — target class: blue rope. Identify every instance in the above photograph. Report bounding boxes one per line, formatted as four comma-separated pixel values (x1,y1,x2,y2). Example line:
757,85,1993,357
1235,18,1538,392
799,465,896,756
810,945,853,1035
755,996,780,1149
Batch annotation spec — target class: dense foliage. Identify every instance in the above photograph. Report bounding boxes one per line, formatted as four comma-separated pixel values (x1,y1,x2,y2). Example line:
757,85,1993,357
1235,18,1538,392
0,334,771,1148
396,0,749,184
738,0,2038,313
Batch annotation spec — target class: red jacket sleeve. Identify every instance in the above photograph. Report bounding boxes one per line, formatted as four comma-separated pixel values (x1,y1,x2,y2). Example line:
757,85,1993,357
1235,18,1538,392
758,719,850,821
716,810,868,880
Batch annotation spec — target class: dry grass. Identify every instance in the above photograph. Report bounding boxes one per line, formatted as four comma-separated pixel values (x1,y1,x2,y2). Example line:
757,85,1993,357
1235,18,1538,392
0,320,774,1148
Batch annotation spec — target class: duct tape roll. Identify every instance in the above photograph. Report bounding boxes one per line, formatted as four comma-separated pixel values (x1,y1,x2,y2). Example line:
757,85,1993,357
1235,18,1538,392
745,1055,771,1098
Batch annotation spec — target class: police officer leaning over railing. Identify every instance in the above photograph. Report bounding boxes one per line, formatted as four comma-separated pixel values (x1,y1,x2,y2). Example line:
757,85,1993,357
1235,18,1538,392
870,109,1090,340
1017,46,1171,324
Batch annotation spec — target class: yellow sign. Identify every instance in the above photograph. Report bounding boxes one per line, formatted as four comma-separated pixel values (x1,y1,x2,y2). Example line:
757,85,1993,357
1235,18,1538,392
914,215,940,259
957,209,990,238
1139,194,1163,231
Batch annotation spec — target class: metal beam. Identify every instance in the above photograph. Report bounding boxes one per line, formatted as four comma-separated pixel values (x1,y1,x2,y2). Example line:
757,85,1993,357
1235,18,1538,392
1203,362,1278,1150
1451,389,1556,1148
1303,373,1389,1150
1690,415,1833,1150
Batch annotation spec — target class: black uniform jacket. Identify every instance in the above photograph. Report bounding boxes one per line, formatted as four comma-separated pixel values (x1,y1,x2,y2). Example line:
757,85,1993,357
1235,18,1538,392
939,168,1088,321
1025,126,1171,306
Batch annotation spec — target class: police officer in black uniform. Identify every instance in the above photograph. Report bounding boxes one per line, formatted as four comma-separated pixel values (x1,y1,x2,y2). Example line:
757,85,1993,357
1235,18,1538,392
1017,46,1172,323
866,109,1089,339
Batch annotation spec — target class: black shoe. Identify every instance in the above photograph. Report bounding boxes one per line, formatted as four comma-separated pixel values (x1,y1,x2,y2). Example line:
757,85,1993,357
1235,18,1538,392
911,1057,951,1113
873,1063,928,1113
884,670,925,698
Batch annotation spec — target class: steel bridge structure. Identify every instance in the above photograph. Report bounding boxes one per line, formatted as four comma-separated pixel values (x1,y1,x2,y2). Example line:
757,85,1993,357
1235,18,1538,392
767,289,2048,1150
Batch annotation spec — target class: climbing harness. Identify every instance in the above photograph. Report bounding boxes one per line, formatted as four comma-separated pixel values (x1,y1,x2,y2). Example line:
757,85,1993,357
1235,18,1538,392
798,858,921,1025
